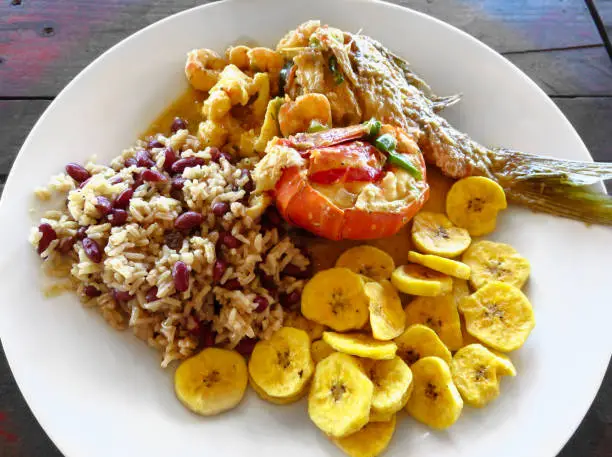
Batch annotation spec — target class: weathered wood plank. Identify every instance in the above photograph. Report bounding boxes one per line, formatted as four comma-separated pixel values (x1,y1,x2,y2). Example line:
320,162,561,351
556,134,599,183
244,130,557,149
592,0,612,39
0,0,603,97
0,100,51,177
552,96,612,163
506,47,612,96
395,0,603,52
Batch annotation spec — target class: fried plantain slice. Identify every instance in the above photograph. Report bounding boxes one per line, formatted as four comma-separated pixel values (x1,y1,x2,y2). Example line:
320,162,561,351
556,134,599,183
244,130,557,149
302,268,370,331
336,245,396,281
365,280,406,341
391,264,453,297
404,295,463,351
308,352,374,437
459,281,535,352
174,348,248,416
462,240,530,290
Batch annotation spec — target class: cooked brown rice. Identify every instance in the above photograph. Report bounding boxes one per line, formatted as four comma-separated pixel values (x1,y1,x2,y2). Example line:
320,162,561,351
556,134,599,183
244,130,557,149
30,127,310,367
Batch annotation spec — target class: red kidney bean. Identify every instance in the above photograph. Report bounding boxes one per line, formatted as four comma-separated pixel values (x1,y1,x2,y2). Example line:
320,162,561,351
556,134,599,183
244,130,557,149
223,278,241,290
212,259,228,283
254,296,269,313
57,236,76,254
283,264,310,279
148,139,164,149
169,189,183,202
65,163,91,183
164,231,184,250
136,150,155,168
162,148,177,172
259,272,277,291
82,237,102,263
212,201,230,217
172,261,190,292
113,188,134,209
241,169,254,193
174,211,203,230
108,208,128,226
145,286,159,302
199,323,216,348
132,172,144,189
78,177,92,189
142,169,167,182
37,223,57,254
171,157,205,174
124,157,137,168
95,196,113,216
280,291,301,308
220,232,240,249
235,337,257,356
171,177,186,190
76,226,88,240
109,176,123,184
83,285,102,297
171,117,188,133
209,147,233,164
112,289,133,302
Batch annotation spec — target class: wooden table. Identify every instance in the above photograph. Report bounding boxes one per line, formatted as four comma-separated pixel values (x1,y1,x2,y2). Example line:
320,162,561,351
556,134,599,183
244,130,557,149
0,1,610,456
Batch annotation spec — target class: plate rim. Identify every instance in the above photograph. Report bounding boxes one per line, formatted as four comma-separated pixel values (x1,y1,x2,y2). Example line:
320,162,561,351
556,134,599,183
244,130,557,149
0,1,608,457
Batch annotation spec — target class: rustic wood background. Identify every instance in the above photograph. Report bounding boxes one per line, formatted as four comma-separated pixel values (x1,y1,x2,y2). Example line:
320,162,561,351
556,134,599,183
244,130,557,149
0,1,610,456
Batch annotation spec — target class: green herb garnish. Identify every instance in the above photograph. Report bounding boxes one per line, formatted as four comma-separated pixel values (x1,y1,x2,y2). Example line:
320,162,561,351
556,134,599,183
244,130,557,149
374,133,397,153
372,133,422,179
388,151,423,180
307,120,328,133
328,55,344,85
364,118,382,137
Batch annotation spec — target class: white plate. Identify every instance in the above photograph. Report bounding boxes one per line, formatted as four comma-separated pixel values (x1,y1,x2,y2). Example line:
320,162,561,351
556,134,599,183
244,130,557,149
0,0,610,456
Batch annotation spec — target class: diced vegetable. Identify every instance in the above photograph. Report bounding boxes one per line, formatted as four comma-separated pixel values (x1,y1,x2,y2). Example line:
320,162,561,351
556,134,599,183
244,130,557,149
279,60,294,96
328,55,344,85
374,134,397,154
307,120,328,133
364,118,382,137
388,151,423,180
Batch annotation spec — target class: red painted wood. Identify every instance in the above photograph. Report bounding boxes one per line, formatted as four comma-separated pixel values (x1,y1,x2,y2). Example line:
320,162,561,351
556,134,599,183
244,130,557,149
0,0,604,97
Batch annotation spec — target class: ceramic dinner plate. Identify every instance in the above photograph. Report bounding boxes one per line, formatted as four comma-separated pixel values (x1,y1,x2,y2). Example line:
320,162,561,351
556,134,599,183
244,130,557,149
0,0,610,456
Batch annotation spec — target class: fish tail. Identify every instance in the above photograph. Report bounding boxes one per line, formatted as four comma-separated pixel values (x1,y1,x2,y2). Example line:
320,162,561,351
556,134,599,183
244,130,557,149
490,149,612,186
506,182,612,225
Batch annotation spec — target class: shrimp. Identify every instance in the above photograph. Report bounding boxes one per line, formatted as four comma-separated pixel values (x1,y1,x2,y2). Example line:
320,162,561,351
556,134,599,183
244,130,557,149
226,45,251,69
247,47,284,94
277,20,322,50
280,22,612,225
278,93,332,137
184,49,227,92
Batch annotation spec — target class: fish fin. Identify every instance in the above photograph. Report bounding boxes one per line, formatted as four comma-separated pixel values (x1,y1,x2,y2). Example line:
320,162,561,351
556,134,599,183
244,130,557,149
506,182,612,225
432,94,462,112
491,149,612,187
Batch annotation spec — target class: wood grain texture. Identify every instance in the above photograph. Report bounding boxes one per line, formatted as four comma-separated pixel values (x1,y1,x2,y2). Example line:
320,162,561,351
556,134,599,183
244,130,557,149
506,46,612,96
0,100,51,176
0,0,603,97
593,0,611,37
553,97,612,162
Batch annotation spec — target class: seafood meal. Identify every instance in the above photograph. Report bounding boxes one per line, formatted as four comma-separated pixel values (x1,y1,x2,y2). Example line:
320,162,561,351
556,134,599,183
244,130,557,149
29,20,610,457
